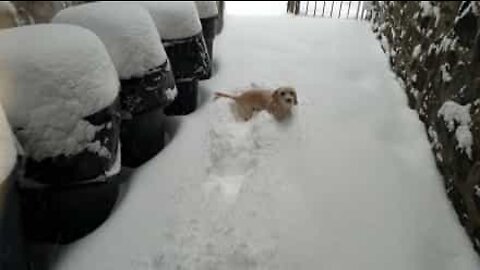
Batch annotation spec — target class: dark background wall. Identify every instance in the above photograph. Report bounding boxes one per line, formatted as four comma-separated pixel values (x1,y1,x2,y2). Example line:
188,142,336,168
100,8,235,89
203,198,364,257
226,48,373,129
372,1,480,253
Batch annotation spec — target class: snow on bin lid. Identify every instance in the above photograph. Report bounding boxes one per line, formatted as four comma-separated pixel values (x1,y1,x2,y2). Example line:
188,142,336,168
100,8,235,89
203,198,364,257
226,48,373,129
0,24,119,161
195,1,218,19
138,1,202,40
0,104,16,183
0,1,17,29
53,2,168,79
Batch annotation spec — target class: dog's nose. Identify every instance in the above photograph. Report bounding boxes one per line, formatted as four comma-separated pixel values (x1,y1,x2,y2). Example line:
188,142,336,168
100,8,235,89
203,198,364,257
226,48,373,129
286,98,293,103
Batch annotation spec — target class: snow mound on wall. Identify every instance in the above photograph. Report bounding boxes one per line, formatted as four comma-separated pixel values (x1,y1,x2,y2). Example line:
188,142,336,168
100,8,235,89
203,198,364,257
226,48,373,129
0,104,17,182
0,24,119,161
438,100,473,158
195,1,218,19
138,1,202,40
53,2,168,79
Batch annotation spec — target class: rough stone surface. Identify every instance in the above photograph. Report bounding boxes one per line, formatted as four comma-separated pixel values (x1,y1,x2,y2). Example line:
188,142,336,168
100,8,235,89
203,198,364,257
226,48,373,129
372,1,480,254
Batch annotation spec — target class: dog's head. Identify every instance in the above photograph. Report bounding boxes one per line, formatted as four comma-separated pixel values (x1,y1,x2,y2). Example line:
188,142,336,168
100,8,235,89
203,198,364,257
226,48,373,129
273,87,298,107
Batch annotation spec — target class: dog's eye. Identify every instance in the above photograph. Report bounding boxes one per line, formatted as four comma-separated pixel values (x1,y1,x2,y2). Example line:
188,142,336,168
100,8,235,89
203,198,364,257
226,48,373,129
280,92,285,96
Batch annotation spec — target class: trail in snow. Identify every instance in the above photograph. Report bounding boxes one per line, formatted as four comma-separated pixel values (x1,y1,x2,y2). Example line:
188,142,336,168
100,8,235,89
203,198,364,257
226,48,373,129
52,17,480,270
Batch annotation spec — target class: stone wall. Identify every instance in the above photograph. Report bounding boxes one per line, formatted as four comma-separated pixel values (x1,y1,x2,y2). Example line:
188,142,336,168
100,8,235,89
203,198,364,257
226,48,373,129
372,1,480,253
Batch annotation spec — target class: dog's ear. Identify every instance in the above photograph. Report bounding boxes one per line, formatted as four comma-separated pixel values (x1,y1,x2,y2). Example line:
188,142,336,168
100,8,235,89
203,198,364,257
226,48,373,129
292,90,298,105
272,89,281,99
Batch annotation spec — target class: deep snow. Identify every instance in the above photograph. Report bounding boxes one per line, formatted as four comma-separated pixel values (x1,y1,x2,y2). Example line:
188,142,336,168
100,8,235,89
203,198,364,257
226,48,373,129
0,24,119,161
195,1,218,19
53,16,480,270
53,2,168,79
139,1,202,40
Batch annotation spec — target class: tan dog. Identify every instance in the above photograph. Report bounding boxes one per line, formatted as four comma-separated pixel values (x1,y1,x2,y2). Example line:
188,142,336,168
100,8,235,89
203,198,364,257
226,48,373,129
214,87,298,121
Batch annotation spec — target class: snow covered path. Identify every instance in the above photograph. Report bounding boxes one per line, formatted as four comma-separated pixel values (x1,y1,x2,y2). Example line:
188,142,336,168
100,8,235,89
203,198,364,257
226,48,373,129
54,17,480,270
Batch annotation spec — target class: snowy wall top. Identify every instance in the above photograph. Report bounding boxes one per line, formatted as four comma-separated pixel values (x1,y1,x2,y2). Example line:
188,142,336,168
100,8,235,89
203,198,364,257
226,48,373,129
0,104,16,182
53,2,168,79
195,1,218,19
138,1,202,40
0,24,119,161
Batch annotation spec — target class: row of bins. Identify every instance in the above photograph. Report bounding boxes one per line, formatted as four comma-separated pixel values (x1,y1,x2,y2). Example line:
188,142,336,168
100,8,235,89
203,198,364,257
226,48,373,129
0,1,222,268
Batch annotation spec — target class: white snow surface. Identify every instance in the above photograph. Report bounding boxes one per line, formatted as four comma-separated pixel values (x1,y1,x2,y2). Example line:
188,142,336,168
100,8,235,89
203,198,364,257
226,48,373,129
53,2,168,79
54,17,480,270
195,1,218,19
138,1,202,40
0,24,119,161
0,104,16,182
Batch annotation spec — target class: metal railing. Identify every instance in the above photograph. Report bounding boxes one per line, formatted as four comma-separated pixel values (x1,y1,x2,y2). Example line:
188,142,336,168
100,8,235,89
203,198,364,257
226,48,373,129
287,1,372,20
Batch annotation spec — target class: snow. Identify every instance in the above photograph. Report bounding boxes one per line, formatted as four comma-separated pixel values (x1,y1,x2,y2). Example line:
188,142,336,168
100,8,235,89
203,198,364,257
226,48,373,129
0,104,16,182
438,37,457,53
53,2,168,80
438,101,472,131
0,24,119,161
165,87,178,101
440,64,452,82
420,1,434,17
105,145,121,177
455,125,473,158
195,1,218,19
53,17,480,270
138,1,202,40
438,101,473,159
226,1,286,16
455,2,473,24
412,44,422,58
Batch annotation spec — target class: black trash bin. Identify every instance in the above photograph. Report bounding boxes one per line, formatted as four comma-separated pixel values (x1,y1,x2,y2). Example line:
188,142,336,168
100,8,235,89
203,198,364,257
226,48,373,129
0,24,122,244
216,1,224,35
196,1,219,69
0,106,28,270
53,2,177,168
141,1,210,116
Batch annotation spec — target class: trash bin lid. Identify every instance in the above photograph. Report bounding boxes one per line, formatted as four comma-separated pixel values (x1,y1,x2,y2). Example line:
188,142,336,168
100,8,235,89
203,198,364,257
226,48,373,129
0,24,119,161
139,1,202,40
53,2,168,80
195,1,218,19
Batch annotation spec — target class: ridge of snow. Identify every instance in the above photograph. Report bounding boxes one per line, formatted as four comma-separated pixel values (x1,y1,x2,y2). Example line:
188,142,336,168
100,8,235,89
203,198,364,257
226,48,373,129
438,100,473,158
